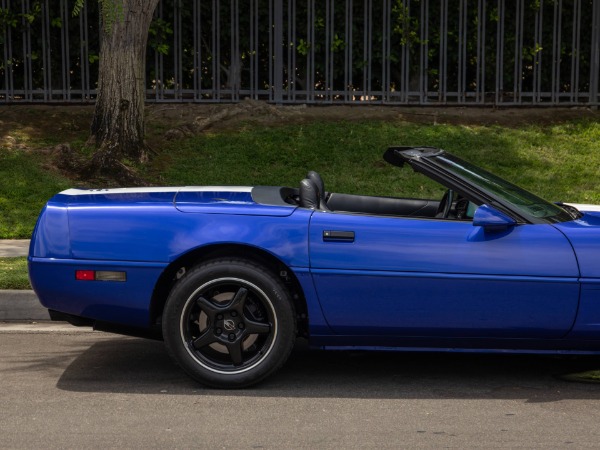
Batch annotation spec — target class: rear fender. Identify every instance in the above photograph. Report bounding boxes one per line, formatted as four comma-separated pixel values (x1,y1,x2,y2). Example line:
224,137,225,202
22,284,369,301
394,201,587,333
30,202,71,258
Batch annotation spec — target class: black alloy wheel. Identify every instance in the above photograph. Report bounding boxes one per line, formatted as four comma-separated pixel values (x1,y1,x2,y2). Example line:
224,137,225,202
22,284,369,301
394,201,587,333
163,258,296,388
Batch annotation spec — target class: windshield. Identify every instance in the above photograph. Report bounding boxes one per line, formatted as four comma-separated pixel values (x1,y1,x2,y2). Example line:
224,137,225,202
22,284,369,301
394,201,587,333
433,153,574,223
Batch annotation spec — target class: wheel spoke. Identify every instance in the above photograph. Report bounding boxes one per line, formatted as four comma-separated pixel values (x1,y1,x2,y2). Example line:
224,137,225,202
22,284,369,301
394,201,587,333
244,318,271,335
229,287,248,310
196,296,222,320
226,341,244,366
192,331,218,350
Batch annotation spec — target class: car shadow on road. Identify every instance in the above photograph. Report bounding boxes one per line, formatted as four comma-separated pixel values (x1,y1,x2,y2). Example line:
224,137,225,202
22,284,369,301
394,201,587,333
56,336,600,401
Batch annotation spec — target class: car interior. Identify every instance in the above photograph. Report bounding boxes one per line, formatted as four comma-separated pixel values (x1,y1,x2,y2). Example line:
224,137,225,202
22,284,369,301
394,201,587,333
294,171,476,220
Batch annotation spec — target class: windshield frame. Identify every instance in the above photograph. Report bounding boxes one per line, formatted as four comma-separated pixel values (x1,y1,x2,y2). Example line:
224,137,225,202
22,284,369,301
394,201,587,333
389,147,577,225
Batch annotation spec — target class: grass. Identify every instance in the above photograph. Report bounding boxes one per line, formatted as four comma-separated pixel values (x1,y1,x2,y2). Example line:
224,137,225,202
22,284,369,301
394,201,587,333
0,150,71,239
0,257,30,290
1,116,600,289
2,118,600,242
561,370,600,383
155,120,600,204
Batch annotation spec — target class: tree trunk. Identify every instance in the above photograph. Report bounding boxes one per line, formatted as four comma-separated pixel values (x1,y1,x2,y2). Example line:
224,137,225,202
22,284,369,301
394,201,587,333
89,0,159,170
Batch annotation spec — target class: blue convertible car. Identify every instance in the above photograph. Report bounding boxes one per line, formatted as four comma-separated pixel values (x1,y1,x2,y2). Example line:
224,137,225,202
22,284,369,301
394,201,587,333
29,147,600,387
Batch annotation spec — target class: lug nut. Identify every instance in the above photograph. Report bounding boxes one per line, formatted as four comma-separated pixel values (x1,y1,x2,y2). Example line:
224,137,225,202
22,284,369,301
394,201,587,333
228,333,236,341
230,311,237,317
217,314,223,320
215,328,222,335
238,322,245,329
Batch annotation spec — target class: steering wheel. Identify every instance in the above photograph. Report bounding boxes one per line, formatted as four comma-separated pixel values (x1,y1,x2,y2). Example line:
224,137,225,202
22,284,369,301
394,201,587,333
436,189,454,218
454,196,470,219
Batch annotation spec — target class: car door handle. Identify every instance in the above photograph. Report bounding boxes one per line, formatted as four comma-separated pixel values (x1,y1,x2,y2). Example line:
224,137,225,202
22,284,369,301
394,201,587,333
323,230,355,242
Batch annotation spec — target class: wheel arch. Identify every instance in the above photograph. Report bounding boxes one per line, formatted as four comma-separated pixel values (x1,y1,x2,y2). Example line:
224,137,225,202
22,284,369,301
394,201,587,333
149,244,309,337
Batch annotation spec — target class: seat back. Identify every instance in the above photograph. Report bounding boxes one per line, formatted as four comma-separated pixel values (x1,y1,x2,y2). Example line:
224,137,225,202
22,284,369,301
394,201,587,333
299,178,320,209
306,171,330,210
307,171,325,200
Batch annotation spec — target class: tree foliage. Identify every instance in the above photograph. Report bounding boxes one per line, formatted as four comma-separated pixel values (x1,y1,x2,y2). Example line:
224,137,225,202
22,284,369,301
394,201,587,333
73,0,123,32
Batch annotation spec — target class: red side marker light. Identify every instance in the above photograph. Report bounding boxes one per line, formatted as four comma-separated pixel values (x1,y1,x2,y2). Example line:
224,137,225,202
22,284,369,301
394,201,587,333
76,270,95,281
75,270,126,282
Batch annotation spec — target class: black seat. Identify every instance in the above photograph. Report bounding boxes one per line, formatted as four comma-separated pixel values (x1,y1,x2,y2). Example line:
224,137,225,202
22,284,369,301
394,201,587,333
306,171,329,210
299,178,329,211
307,171,325,198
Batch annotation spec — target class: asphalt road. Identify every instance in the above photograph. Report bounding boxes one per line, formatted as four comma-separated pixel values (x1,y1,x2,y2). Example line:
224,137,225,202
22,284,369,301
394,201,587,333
2,325,600,448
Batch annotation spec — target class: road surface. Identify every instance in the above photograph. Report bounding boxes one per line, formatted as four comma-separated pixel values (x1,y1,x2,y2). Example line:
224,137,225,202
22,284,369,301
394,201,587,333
1,324,600,448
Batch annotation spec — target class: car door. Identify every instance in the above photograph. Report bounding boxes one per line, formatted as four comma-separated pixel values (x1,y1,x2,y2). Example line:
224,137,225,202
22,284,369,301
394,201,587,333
309,210,580,339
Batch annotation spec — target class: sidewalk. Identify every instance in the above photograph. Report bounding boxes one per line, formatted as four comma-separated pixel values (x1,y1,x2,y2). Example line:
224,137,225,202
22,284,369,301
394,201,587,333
0,240,50,321
0,239,29,257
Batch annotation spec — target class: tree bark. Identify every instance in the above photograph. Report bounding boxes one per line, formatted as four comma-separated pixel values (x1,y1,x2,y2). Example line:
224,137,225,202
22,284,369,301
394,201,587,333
89,0,159,170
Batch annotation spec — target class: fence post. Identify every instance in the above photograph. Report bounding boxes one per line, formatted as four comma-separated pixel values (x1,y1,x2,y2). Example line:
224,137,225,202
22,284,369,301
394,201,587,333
273,0,283,104
590,0,600,108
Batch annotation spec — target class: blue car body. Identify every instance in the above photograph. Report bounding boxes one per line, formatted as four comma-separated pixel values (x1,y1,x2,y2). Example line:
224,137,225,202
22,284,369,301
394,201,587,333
27,147,600,386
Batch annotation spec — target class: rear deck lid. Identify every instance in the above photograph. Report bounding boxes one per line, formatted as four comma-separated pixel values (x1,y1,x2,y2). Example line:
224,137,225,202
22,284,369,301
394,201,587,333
175,186,295,216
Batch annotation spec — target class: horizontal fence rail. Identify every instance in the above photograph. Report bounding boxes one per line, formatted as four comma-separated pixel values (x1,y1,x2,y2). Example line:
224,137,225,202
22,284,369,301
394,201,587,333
1,0,599,105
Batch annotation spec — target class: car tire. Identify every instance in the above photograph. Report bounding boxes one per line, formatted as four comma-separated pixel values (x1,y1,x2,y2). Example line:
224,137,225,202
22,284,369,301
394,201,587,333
162,258,296,388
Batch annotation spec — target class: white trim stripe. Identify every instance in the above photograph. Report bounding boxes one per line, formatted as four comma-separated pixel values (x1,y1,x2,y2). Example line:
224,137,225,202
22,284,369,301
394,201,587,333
59,186,253,196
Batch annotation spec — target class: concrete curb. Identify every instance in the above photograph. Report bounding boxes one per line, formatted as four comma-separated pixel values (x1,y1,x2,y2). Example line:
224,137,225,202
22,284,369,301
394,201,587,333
0,290,50,321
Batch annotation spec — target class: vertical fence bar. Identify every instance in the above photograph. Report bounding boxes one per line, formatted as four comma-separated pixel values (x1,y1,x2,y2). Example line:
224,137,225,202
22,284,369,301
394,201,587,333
419,0,428,104
23,0,35,101
475,0,485,104
1,0,6,100
193,0,200,101
551,0,560,104
398,0,411,103
324,0,329,101
513,0,524,104
80,0,91,100
365,0,373,100
21,0,32,100
590,0,600,105
306,0,314,102
496,0,504,105
60,0,69,100
268,0,272,101
8,0,13,100
253,0,259,98
1,0,9,101
381,0,388,102
344,0,352,102
273,0,283,103
457,0,466,103
153,3,162,101
570,0,581,103
362,0,368,99
230,0,239,101
248,0,253,99
329,0,334,102
287,0,293,101
41,0,51,101
533,1,543,104
215,0,221,100
439,0,447,103
325,0,331,102
569,0,581,103
173,0,181,100
291,0,297,101
458,0,463,103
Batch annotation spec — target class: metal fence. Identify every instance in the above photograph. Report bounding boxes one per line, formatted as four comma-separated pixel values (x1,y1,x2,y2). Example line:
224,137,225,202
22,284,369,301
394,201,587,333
1,0,599,105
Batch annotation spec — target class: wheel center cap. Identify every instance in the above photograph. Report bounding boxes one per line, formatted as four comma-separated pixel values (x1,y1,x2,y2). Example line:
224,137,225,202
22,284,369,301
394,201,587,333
223,319,236,331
